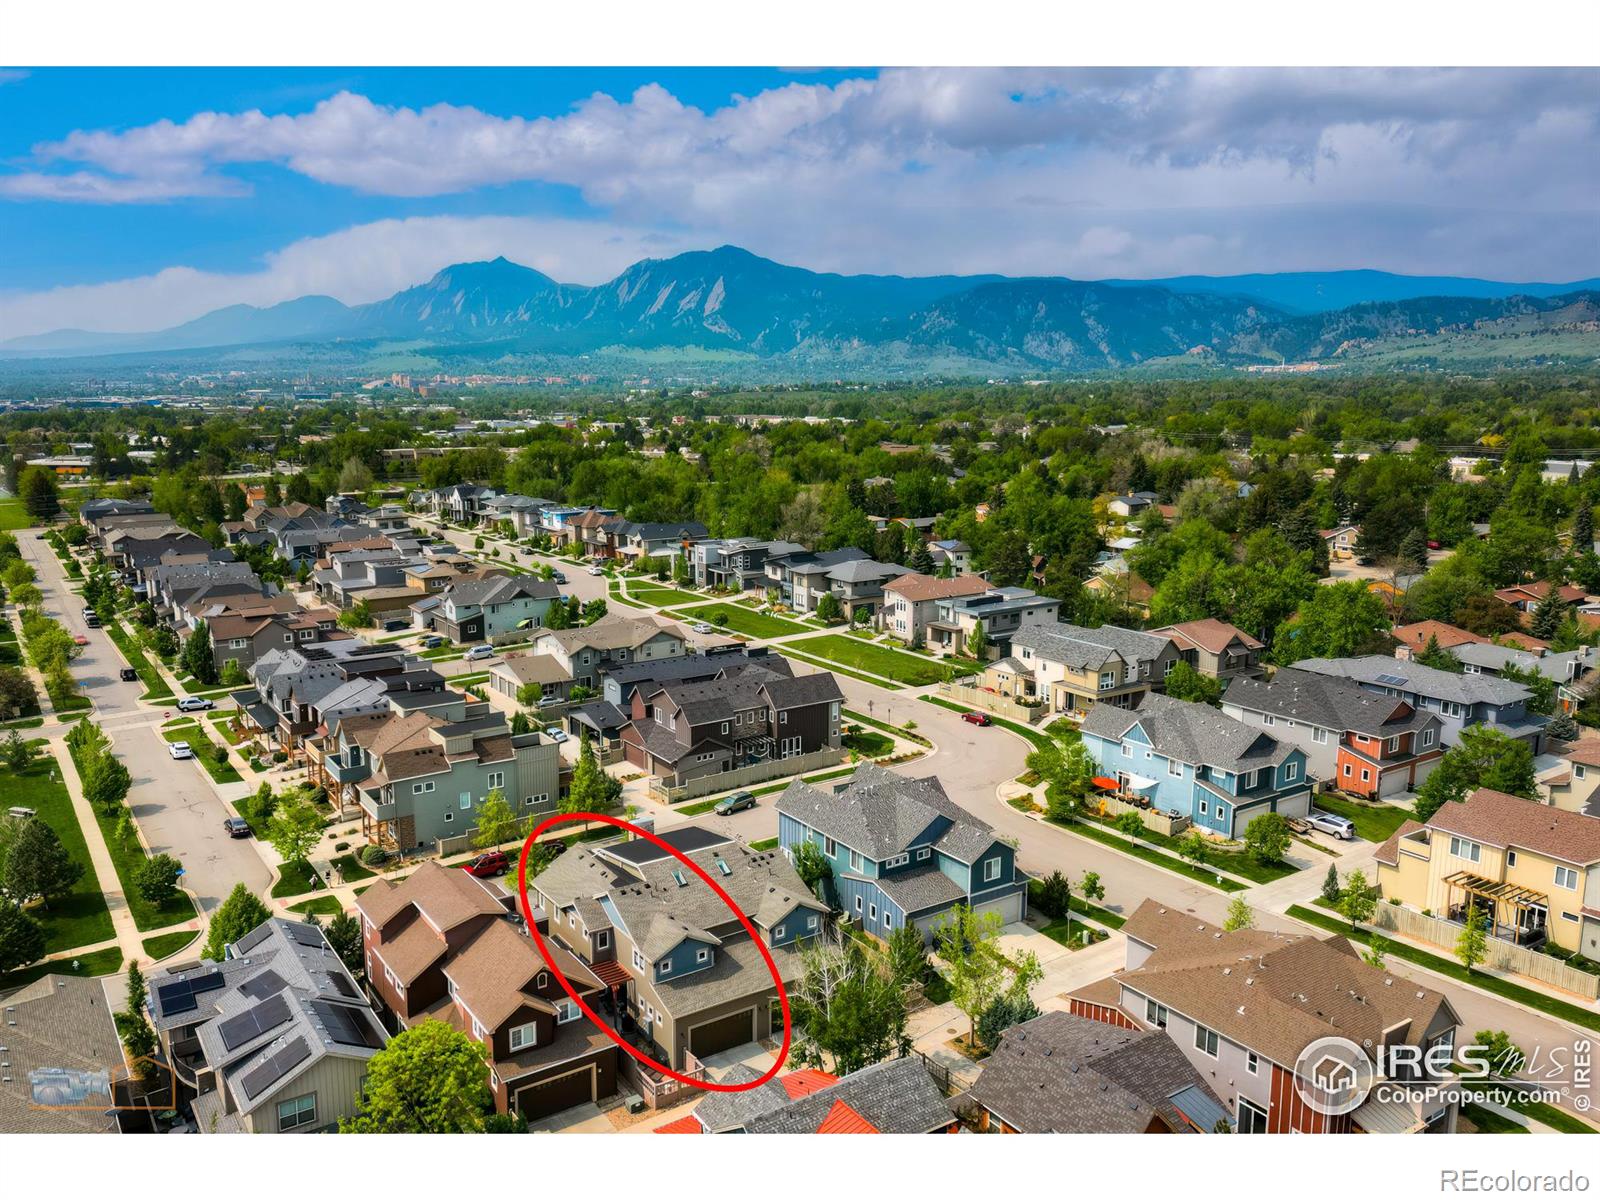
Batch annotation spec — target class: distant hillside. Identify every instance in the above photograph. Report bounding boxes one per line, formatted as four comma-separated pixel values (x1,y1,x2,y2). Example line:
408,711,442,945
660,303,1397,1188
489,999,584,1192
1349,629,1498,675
1102,269,1600,315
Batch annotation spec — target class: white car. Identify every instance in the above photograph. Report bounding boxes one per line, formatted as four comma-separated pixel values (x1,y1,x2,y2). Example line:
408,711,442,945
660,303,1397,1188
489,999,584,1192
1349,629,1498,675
465,644,496,661
168,741,195,760
587,564,605,576
692,622,715,634
176,697,215,712
543,726,569,744
1305,810,1356,840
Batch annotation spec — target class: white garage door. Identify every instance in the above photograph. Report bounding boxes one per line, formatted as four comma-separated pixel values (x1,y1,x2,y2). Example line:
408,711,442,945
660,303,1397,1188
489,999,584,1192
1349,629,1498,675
972,891,1024,925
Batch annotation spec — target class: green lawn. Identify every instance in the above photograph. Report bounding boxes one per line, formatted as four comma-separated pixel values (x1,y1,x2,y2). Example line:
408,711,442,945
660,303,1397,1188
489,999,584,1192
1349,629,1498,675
749,765,856,797
782,649,904,690
331,853,376,882
1461,1103,1529,1134
288,895,344,917
1286,904,1600,1032
627,583,709,606
1050,816,1248,892
842,708,931,746
141,930,199,961
920,695,1051,748
842,729,894,757
667,602,811,640
1027,879,1128,928
791,634,978,686
1078,811,1298,885
103,620,173,701
160,724,241,784
270,859,325,898
0,945,122,992
1310,794,1418,842
749,837,779,852
0,497,34,531
10,758,115,953
1455,1078,1597,1134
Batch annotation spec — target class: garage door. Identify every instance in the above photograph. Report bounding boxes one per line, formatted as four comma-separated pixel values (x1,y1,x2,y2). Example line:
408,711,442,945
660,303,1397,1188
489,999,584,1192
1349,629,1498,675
972,891,1024,925
688,1008,756,1058
624,740,649,770
513,1066,593,1120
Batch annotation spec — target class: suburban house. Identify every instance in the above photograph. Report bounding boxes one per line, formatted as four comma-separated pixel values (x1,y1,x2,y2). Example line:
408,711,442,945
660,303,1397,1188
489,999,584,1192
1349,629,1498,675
1542,741,1600,816
144,918,388,1135
356,862,619,1120
921,586,1061,660
880,572,991,647
78,497,155,529
1011,623,1180,718
601,645,780,709
1082,569,1155,620
412,574,562,643
1066,901,1461,1134
968,1010,1228,1134
691,537,807,592
1452,641,1598,712
106,528,215,575
1150,618,1265,683
1107,491,1159,519
1291,655,1549,753
529,828,826,1072
490,653,574,708
657,1057,956,1134
1494,580,1588,616
764,546,910,618
927,538,972,573
613,520,710,565
416,483,500,525
1392,620,1487,660
620,661,844,787
1322,524,1360,560
0,973,132,1132
1222,669,1445,798
1080,693,1313,837
777,765,1031,940
1375,787,1600,960
531,613,689,690
210,606,345,678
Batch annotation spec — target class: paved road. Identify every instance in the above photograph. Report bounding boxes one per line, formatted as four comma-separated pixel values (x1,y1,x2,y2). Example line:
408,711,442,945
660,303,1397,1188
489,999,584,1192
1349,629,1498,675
411,517,610,605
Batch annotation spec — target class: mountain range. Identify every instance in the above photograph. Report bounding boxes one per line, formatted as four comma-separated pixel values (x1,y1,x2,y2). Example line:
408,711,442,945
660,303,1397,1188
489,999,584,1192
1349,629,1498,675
4,245,1597,374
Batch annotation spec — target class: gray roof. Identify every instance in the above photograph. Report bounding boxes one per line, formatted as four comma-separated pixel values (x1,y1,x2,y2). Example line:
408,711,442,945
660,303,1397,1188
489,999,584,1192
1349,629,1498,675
443,574,560,608
1293,654,1533,706
1223,670,1440,737
746,1055,954,1134
690,1064,795,1131
968,1011,1223,1134
868,864,969,914
1012,622,1172,670
1081,692,1294,771
777,763,1002,864
826,558,910,584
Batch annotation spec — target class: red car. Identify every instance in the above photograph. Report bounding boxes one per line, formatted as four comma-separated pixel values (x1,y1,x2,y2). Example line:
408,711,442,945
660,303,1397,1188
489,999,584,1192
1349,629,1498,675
961,711,992,726
72,634,90,646
463,851,509,878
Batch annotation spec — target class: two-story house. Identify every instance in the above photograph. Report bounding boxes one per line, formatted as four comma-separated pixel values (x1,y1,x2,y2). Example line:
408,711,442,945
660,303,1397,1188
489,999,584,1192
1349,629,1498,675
1543,741,1600,816
692,538,807,592
531,613,688,690
601,646,779,709
1080,693,1313,837
922,586,1061,660
144,918,388,1134
210,606,345,678
1292,656,1549,753
880,573,997,647
416,574,561,644
777,765,1031,940
1065,901,1460,1134
529,828,826,1071
620,664,844,786
1150,618,1265,683
1375,787,1600,959
613,520,710,567
1222,669,1444,797
356,862,618,1120
771,552,910,619
1011,623,1180,717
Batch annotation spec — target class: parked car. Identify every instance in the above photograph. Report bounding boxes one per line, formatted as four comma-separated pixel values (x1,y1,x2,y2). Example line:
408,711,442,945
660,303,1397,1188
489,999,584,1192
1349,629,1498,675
176,697,215,712
692,622,715,634
382,618,410,632
84,613,101,628
961,711,993,726
119,667,138,682
465,644,496,661
551,570,568,584
1306,810,1356,840
72,633,90,646
168,741,194,760
421,634,445,648
222,816,251,838
713,791,757,815
543,726,569,744
464,851,510,878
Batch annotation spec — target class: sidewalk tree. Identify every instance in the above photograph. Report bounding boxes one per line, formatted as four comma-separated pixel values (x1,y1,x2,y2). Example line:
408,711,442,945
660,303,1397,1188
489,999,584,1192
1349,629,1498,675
1113,810,1146,841
1456,903,1489,973
267,795,324,867
1077,870,1105,904
340,1019,492,1133
0,667,39,719
933,903,1008,1049
1336,869,1378,931
0,898,45,974
134,854,183,906
180,620,218,685
1175,829,1210,871
1474,1029,1526,1077
1321,862,1342,903
471,790,519,851
5,818,83,909
81,752,132,815
1243,812,1291,864
203,883,272,961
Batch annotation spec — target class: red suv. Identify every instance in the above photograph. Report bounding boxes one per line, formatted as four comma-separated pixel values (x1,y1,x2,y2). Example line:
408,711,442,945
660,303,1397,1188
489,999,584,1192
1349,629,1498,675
961,711,992,726
464,851,510,878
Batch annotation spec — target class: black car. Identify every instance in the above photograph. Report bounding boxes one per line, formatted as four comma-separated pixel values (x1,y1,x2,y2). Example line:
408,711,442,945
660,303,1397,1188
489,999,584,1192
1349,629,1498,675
119,667,138,682
222,817,251,838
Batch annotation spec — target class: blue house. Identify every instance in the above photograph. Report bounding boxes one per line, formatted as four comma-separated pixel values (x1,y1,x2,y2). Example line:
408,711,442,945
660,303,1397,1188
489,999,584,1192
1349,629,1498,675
1079,693,1313,838
776,765,1029,943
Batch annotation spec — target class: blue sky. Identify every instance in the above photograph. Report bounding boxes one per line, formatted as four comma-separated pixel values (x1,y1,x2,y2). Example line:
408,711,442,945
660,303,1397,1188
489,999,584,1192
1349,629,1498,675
1,66,1596,337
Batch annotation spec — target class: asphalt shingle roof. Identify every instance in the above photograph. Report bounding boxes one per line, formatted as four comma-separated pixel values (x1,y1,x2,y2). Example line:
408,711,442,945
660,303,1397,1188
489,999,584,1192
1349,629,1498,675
1081,692,1293,771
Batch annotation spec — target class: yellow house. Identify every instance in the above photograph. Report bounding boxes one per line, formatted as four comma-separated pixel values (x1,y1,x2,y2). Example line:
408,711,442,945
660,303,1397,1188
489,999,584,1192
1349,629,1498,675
1376,787,1600,959
1542,742,1600,815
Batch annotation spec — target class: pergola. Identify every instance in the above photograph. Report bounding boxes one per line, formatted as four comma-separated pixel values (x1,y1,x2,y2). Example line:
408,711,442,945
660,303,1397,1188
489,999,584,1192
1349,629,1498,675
1443,871,1548,944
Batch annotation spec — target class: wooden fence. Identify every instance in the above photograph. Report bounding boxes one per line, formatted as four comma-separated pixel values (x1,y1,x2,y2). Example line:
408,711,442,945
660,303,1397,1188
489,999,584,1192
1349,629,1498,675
1372,904,1600,999
937,680,1047,724
648,746,848,803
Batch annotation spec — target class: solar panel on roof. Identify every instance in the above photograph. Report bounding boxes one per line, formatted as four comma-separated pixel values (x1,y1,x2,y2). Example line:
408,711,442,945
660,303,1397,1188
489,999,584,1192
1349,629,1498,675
156,980,197,1015
1375,673,1408,686
219,993,293,1051
240,1035,312,1100
328,972,361,1000
286,922,327,949
309,1000,382,1049
238,969,287,1001
191,972,226,995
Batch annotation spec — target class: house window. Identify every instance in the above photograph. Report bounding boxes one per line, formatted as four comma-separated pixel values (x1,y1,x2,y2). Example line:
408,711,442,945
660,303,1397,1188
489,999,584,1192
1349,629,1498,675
1199,800,1208,816
917,848,930,861
486,771,504,790
1342,764,1353,777
721,723,728,735
854,896,863,913
824,837,836,856
632,950,645,971
697,947,711,962
1449,836,1482,864
1238,1097,1268,1134
555,1000,581,1024
459,791,472,810
659,959,672,975
849,849,864,872
807,915,818,930
1100,671,1117,691
508,1022,538,1051
1507,850,1518,867
780,711,788,725
983,857,1001,883
1555,865,1579,890
443,811,453,823
1422,729,1436,747
1145,999,1168,1028
1360,769,1371,783
1246,1051,1259,1075
1313,727,1328,744
412,780,435,794
1121,742,1136,758
1387,736,1400,753
276,1093,317,1131
1284,762,1298,783
1263,714,1275,726
1194,1025,1219,1057
1243,769,1259,789
885,853,909,868
1577,764,1587,780
1168,758,1183,777
868,904,877,921
594,930,610,950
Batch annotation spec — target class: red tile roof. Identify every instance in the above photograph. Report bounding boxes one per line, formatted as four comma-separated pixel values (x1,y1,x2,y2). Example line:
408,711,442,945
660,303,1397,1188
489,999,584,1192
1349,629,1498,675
653,1113,704,1134
780,1068,839,1100
814,1098,879,1133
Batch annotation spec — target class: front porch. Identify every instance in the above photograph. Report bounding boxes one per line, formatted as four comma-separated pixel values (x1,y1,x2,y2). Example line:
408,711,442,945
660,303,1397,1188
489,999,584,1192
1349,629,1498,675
1443,871,1550,946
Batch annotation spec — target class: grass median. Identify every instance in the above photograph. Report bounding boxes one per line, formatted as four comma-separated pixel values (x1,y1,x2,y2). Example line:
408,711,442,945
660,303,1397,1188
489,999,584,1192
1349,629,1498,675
666,602,811,640
791,634,976,685
1049,815,1248,892
103,619,173,701
12,757,115,953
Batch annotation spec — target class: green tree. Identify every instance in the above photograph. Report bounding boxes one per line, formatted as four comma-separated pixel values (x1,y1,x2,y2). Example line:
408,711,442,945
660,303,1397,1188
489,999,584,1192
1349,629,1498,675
134,853,183,906
18,466,61,521
2,728,32,771
1163,660,1222,705
0,897,46,973
563,731,621,815
789,839,832,899
203,883,272,961
339,600,374,631
885,922,929,989
5,818,83,909
1175,829,1209,871
580,598,608,626
1456,903,1488,973
1243,812,1291,864
267,795,324,866
1035,870,1072,920
1321,862,1342,904
1336,869,1377,931
180,620,218,685
81,750,132,814
341,1020,493,1133
1414,726,1537,822
325,911,364,978
1273,581,1390,664
965,620,989,661
114,959,158,1075
1415,633,1463,673
933,904,1008,1048
1223,897,1256,931
1473,1029,1527,1077
471,789,519,851
1114,809,1146,840
788,940,909,1075
814,592,843,624
1529,587,1567,641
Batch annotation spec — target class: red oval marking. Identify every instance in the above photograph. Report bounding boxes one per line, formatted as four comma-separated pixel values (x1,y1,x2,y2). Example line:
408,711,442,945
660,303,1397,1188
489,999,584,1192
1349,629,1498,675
514,811,792,1093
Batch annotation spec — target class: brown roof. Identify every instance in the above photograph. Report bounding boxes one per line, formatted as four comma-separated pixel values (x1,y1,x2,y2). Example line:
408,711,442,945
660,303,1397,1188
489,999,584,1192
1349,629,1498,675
881,572,990,603
1150,617,1263,655
372,916,450,985
1373,819,1425,867
442,919,602,1030
1565,740,1600,769
1117,902,1454,1070
492,654,570,686
1390,621,1484,652
1499,632,1551,652
1494,581,1587,605
355,860,507,932
1426,787,1600,866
